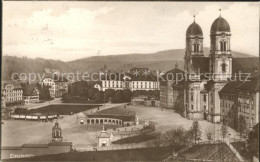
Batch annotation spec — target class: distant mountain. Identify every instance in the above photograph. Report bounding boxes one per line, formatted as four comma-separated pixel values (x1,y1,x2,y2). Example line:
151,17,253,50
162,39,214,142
69,47,253,63
2,48,257,80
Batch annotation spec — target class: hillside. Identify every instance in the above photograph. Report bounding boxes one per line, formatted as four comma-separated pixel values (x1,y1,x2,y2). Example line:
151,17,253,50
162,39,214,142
1,56,75,81
69,47,252,63
1,48,257,80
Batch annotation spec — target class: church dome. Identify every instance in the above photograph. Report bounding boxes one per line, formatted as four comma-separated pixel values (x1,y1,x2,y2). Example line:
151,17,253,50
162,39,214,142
186,22,203,37
211,16,230,33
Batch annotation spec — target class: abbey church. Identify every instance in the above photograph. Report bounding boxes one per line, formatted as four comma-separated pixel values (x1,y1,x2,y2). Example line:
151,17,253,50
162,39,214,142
184,14,233,123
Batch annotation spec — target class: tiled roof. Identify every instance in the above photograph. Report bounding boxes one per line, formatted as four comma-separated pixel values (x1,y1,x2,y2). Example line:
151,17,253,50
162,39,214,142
211,16,231,33
191,57,209,73
130,73,158,81
219,81,243,94
236,77,260,91
3,82,22,90
161,67,185,81
21,83,38,96
186,22,203,36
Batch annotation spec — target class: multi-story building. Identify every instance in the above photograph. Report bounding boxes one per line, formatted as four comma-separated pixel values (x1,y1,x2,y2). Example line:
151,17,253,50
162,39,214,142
21,83,40,104
42,77,55,98
219,81,242,129
101,73,129,91
2,82,23,107
54,76,69,98
237,77,259,130
130,74,159,91
100,73,159,92
160,64,184,109
1,86,6,108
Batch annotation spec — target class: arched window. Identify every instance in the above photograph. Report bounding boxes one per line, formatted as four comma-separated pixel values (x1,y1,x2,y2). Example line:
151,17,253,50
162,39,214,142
221,63,226,73
191,94,193,101
203,94,207,102
193,44,200,52
220,41,227,51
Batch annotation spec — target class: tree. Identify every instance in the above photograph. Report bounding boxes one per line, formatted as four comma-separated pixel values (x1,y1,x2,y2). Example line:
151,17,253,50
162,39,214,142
104,89,116,102
190,120,202,144
246,123,259,158
93,91,104,103
111,90,124,103
122,89,132,102
205,126,214,143
220,124,228,141
238,115,247,138
161,127,190,151
87,88,99,100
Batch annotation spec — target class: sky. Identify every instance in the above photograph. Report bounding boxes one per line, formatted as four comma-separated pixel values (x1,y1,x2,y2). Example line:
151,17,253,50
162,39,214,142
3,2,259,61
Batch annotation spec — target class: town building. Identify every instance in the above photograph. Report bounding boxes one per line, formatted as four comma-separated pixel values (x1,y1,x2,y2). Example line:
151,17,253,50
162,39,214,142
42,77,55,98
219,81,242,130
100,72,159,92
130,74,160,91
54,76,69,98
1,86,6,108
237,77,259,130
21,83,40,104
2,82,23,107
101,73,129,91
42,75,69,98
160,64,184,109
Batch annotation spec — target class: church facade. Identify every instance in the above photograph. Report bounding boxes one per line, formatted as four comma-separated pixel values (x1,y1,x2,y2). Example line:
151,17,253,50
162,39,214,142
184,14,232,123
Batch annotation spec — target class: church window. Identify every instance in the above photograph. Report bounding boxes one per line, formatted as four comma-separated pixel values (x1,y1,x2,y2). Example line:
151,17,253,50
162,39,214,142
221,63,226,73
220,41,227,51
203,94,207,102
193,44,200,52
191,94,193,101
191,105,193,110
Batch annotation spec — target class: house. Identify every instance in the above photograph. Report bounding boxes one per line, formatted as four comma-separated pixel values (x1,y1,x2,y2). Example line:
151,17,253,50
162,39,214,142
160,64,184,109
42,77,55,98
219,81,242,130
21,83,40,104
237,76,259,130
2,82,23,107
54,76,69,98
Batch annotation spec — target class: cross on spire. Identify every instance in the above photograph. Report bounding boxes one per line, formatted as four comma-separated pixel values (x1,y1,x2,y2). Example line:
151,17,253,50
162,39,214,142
219,9,222,17
193,15,196,22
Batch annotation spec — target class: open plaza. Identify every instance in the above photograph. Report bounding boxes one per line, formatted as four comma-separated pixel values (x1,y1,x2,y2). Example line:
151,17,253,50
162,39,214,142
2,103,239,150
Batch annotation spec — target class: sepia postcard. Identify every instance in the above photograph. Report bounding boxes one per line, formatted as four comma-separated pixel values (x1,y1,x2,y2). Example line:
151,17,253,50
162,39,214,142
1,1,259,161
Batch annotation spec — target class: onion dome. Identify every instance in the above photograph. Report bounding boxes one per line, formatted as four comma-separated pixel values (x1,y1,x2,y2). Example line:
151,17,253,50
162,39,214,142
211,16,230,33
186,22,203,37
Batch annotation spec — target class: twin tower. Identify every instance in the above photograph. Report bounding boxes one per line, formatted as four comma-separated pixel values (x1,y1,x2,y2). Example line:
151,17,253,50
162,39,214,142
184,14,232,80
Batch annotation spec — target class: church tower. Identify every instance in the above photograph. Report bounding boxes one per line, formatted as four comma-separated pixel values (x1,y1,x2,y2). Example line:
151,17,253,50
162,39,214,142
209,12,232,80
52,121,63,142
184,15,204,74
208,12,232,123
